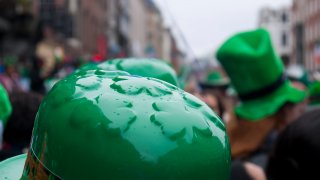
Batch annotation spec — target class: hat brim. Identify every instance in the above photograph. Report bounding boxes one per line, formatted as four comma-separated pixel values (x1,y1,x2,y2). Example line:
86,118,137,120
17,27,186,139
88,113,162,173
0,154,26,179
235,81,307,121
199,81,230,90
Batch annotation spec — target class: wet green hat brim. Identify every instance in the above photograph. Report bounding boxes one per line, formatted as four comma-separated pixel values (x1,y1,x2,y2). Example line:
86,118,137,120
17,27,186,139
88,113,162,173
235,81,306,121
0,154,26,179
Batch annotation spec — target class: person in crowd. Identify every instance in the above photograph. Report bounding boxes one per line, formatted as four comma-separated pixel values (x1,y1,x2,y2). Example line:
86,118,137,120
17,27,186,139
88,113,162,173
184,75,201,97
0,91,43,161
266,109,320,180
30,21,46,94
35,24,62,80
0,57,23,93
199,71,234,122
308,81,320,109
199,93,224,120
0,68,230,179
286,64,310,91
216,29,307,176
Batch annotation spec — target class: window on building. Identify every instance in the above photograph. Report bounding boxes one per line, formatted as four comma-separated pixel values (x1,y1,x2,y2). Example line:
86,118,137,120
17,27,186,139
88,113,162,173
282,33,287,47
282,13,288,23
262,15,269,24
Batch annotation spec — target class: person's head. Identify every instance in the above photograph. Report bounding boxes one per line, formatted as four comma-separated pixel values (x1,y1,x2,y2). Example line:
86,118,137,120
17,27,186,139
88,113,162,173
3,91,43,151
199,71,230,95
267,109,320,180
0,69,231,179
199,71,233,121
286,64,310,91
199,93,224,118
216,28,306,122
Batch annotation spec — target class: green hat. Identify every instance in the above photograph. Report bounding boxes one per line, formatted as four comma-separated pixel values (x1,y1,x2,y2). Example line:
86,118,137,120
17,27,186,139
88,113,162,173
0,69,231,179
216,29,306,121
79,58,179,87
200,71,230,90
0,83,12,125
308,81,320,105
286,64,311,87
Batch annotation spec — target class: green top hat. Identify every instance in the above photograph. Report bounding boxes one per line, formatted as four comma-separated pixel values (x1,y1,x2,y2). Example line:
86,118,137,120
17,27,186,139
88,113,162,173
199,71,230,90
216,29,306,121
78,58,179,87
0,69,230,179
0,84,12,125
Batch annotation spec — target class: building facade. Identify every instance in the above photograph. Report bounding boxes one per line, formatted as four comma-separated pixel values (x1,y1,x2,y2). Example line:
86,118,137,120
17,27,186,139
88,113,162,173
258,6,292,65
76,0,109,56
4,0,181,63
144,0,163,58
292,0,320,71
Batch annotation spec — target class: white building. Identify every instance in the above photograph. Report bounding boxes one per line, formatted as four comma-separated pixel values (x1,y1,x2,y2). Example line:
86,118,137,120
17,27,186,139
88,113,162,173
258,6,292,65
292,0,320,72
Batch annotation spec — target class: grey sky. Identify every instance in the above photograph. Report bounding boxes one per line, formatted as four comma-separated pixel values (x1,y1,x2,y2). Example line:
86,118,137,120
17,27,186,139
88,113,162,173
154,0,292,57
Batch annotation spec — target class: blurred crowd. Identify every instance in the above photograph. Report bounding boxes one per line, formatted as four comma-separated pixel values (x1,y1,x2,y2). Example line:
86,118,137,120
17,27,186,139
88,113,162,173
1,28,320,180
0,23,92,95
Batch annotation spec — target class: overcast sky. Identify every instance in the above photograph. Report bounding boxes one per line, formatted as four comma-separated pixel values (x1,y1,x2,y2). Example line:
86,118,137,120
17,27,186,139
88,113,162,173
154,0,292,57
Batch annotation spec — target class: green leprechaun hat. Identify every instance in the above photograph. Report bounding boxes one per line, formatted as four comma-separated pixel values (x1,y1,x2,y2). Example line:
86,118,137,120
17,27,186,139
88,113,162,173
286,64,311,87
0,83,12,126
308,81,320,106
199,71,230,90
78,58,179,87
216,29,306,121
0,68,230,179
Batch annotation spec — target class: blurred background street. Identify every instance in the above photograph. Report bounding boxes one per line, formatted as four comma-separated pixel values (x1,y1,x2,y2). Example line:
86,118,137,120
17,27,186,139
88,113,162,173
0,0,318,93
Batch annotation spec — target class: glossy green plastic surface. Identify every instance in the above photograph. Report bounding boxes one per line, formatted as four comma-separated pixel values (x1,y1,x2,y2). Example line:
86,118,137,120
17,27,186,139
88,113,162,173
79,58,179,87
26,69,230,179
0,154,26,180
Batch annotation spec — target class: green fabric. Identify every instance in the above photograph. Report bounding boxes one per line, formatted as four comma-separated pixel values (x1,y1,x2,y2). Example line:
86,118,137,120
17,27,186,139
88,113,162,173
308,81,320,105
205,71,229,86
286,65,311,87
216,29,306,120
0,154,26,180
0,84,12,125
235,82,306,121
200,71,230,90
2,69,230,179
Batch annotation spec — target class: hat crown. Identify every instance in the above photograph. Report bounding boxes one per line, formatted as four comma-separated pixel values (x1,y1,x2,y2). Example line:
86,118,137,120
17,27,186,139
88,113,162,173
207,71,224,83
217,29,284,96
216,29,306,121
96,58,179,87
23,69,230,179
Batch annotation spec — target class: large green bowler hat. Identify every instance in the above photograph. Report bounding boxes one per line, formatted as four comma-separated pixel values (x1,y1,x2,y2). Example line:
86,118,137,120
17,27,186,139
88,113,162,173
0,69,230,179
79,58,179,87
216,29,306,121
